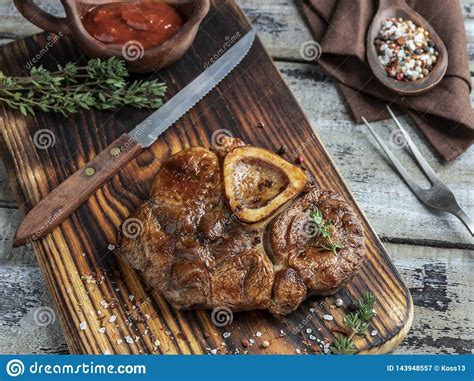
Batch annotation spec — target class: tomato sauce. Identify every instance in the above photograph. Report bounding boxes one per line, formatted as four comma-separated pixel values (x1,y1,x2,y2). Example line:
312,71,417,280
82,2,185,49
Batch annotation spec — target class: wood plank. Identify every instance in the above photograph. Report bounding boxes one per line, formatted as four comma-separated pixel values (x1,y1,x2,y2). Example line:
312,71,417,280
386,243,474,354
0,1,411,354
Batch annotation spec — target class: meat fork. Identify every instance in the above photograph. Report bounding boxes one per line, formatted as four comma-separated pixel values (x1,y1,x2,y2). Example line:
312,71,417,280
362,106,473,236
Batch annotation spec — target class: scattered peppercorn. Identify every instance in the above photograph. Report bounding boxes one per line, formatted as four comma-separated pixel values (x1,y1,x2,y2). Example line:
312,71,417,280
261,340,270,348
295,155,304,165
276,144,288,155
241,338,250,348
257,122,265,129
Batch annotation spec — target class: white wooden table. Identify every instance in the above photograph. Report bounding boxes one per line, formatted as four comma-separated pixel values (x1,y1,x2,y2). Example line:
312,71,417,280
0,0,472,354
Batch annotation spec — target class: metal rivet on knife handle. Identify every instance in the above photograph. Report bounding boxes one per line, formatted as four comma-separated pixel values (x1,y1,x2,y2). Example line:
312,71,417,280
84,167,96,176
110,147,121,157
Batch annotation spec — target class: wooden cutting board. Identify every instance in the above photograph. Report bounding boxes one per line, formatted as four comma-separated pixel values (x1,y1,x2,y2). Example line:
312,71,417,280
0,0,412,354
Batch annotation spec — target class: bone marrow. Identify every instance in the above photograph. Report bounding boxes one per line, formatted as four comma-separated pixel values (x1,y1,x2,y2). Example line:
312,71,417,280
223,146,307,223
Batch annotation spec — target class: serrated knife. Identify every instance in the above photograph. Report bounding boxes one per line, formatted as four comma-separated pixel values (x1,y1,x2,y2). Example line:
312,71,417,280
13,29,256,247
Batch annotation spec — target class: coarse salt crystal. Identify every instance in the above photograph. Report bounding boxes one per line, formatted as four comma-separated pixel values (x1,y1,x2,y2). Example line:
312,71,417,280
249,339,255,344
223,332,231,339
414,33,424,43
309,335,316,341
407,41,416,51
210,349,217,355
108,315,117,323
323,314,333,321
371,329,378,337
79,321,88,330
154,340,161,347
98,327,106,334
256,331,262,337
125,336,133,344
306,328,312,333
296,348,301,354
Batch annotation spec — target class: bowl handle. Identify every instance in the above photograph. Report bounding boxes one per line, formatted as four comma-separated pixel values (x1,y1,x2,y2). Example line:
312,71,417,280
13,0,71,35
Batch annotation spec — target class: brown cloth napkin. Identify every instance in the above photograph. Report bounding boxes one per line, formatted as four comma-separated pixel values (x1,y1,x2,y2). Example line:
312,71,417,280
297,0,474,161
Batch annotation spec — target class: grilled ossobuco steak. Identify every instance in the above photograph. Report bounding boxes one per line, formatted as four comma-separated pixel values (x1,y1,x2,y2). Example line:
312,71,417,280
116,138,365,315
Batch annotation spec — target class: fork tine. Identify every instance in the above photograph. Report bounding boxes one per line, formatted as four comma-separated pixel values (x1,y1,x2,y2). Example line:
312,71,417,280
362,116,424,195
386,106,441,185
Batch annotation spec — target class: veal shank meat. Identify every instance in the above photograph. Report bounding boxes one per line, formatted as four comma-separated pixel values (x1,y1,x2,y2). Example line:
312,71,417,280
116,138,365,315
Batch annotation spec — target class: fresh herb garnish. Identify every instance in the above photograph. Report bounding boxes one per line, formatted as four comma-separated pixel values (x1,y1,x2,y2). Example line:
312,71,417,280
330,292,377,354
329,335,357,355
309,208,344,255
0,57,167,116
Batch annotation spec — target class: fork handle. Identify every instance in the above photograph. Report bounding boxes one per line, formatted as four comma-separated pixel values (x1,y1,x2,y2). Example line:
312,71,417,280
452,208,474,236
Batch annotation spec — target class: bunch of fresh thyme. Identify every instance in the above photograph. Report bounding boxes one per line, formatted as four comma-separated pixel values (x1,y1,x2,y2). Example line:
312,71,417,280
309,208,343,255
330,292,377,354
0,57,167,116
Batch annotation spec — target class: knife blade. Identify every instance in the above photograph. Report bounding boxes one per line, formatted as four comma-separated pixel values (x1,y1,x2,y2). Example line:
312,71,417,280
13,29,256,247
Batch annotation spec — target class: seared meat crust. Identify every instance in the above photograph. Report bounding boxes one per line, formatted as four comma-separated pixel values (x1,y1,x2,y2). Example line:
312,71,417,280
270,188,365,297
117,143,365,315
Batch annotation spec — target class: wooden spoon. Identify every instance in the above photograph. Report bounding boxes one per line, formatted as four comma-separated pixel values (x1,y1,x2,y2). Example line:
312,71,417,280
366,0,448,96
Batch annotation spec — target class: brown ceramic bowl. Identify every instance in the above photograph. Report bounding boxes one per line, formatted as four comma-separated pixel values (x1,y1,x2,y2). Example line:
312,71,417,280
14,0,210,73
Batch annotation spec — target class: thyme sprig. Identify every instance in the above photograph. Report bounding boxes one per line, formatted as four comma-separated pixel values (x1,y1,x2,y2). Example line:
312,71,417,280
309,208,343,255
329,335,357,355
0,57,167,116
330,293,377,354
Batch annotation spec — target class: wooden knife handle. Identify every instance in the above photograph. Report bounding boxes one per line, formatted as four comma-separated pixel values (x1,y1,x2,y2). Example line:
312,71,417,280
13,133,142,247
